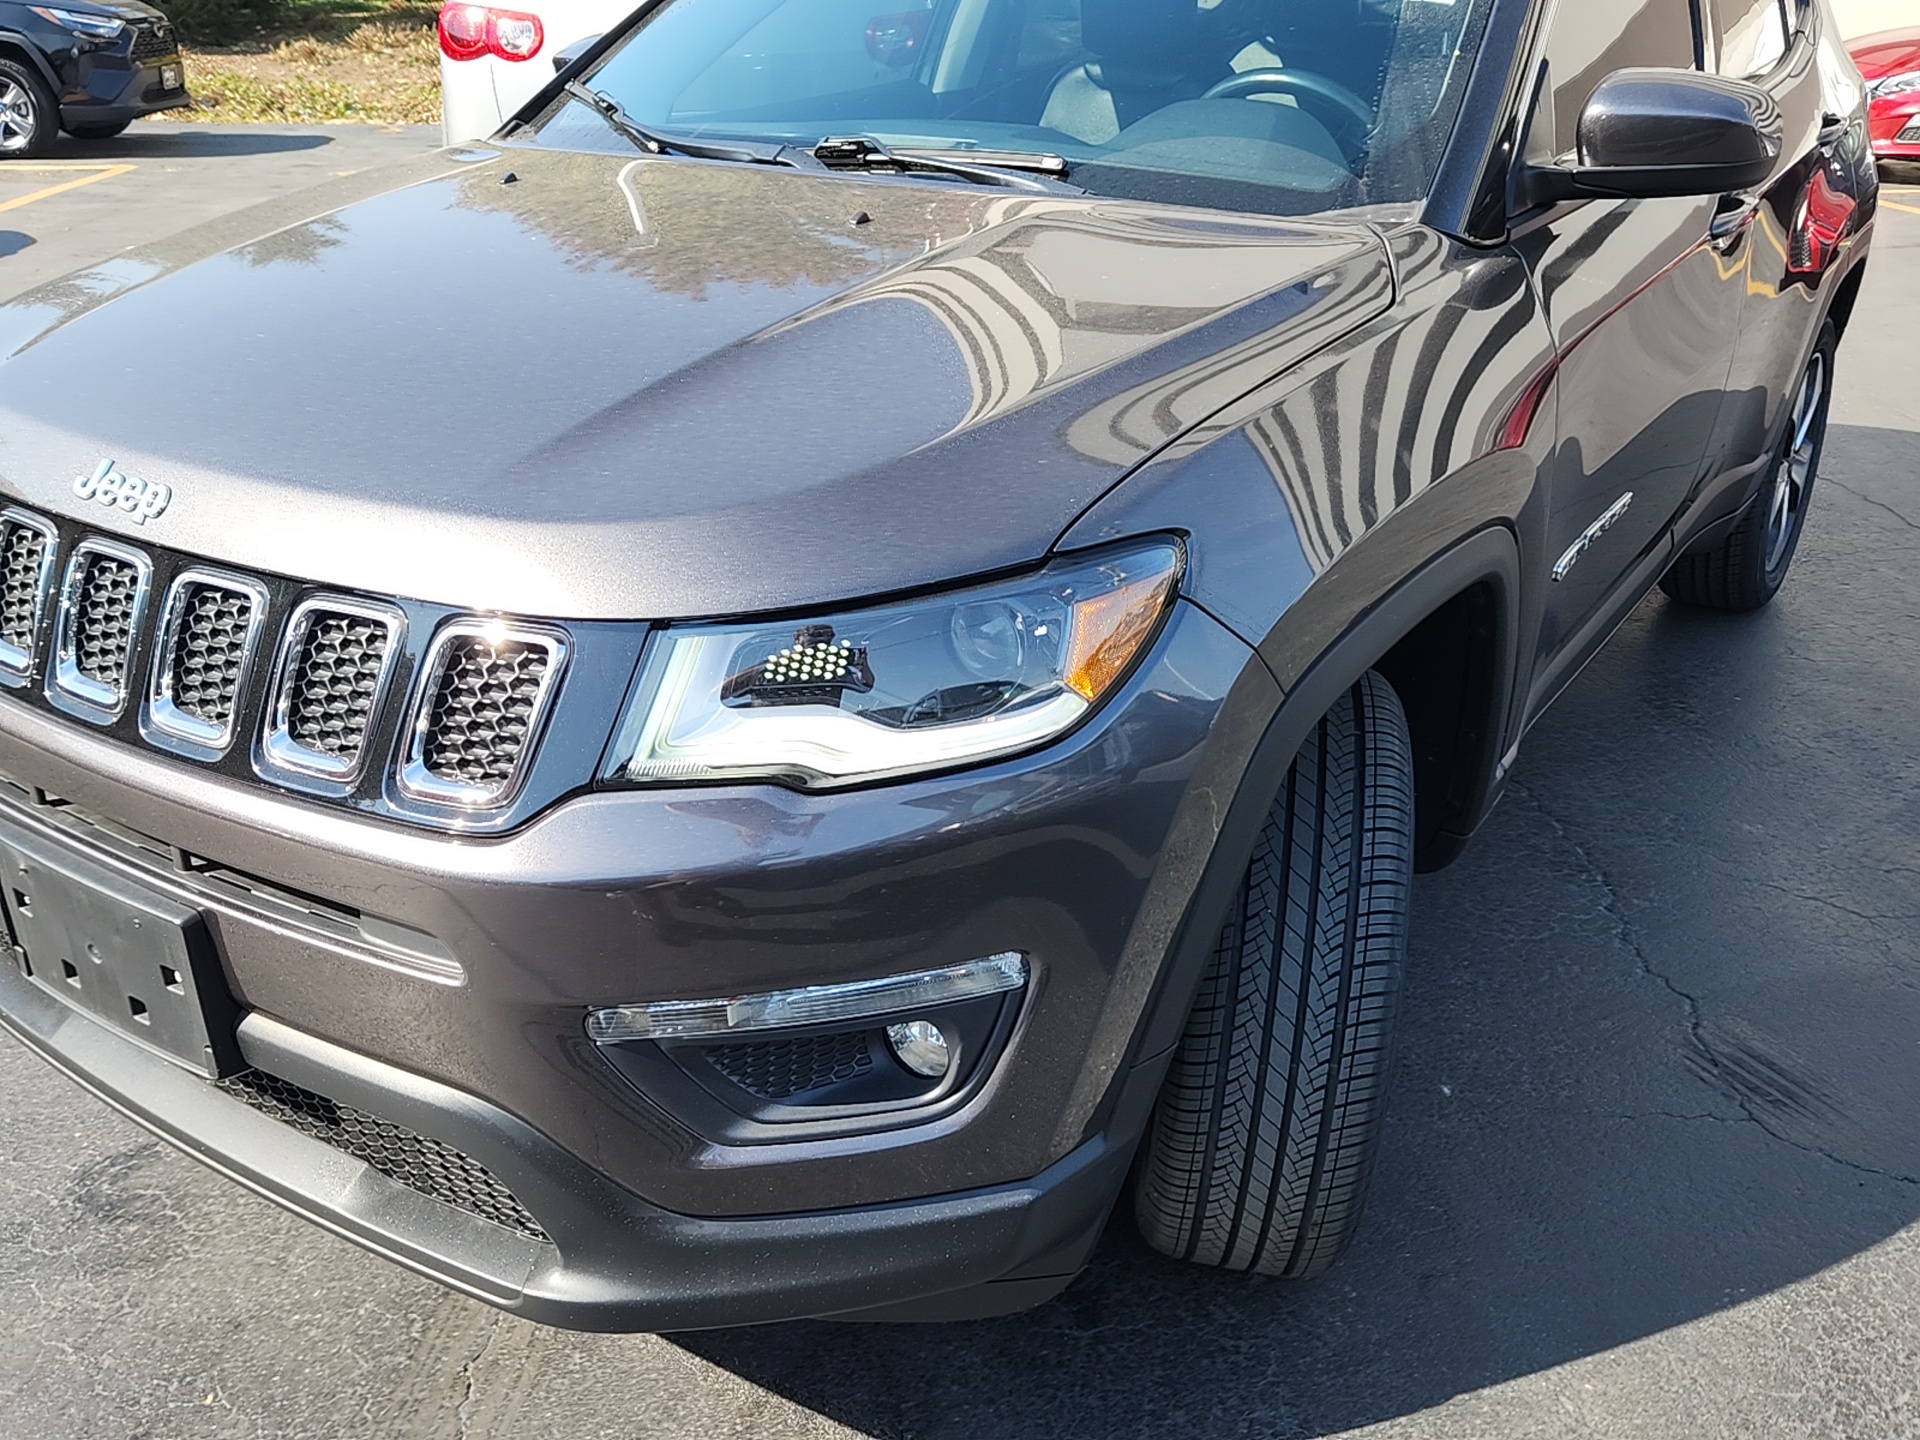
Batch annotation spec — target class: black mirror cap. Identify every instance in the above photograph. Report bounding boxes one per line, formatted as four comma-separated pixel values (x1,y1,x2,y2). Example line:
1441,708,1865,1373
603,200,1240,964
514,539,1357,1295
1519,67,1783,208
553,34,603,74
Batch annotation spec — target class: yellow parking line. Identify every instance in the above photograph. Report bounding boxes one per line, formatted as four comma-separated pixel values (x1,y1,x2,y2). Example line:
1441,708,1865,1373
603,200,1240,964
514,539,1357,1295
1883,197,1920,216
0,163,135,214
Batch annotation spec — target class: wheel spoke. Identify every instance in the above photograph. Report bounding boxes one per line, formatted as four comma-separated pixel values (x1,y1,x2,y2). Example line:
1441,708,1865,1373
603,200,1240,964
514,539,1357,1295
1793,356,1826,454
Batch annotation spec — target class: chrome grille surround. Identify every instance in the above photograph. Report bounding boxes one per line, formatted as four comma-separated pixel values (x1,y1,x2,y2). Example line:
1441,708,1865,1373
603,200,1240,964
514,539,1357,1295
259,596,405,785
145,568,269,753
49,538,152,720
0,509,59,683
397,620,568,810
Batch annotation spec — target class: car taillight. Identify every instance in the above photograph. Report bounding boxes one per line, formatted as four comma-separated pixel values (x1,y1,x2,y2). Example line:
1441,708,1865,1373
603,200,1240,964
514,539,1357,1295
490,11,542,58
437,1,543,61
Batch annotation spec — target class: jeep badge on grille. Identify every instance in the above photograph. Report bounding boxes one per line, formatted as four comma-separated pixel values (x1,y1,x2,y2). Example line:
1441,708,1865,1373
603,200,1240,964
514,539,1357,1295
72,459,172,524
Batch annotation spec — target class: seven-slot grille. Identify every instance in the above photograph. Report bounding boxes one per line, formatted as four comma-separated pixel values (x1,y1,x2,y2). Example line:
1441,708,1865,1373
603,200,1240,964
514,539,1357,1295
54,542,151,712
169,586,251,724
401,623,565,806
0,513,55,674
150,572,264,747
6,512,567,817
268,602,402,778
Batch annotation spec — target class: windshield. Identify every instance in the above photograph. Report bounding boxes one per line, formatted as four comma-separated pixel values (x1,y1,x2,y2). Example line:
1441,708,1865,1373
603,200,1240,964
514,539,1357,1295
525,0,1492,215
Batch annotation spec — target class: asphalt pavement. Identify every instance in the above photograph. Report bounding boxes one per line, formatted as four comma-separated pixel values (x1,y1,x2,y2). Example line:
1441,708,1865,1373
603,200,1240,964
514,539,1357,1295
2,129,1918,1439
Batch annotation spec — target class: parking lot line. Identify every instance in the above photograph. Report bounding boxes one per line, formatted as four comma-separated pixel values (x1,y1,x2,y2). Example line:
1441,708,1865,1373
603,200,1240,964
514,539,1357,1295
0,163,136,215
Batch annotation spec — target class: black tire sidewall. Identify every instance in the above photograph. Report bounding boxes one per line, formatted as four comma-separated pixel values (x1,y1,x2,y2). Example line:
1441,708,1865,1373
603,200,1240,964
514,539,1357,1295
0,58,58,160
1757,319,1837,595
65,121,132,141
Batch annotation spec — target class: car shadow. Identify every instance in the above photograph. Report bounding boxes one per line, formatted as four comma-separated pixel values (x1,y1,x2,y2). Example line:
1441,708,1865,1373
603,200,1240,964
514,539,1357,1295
670,422,1920,1438
47,129,335,160
0,232,33,259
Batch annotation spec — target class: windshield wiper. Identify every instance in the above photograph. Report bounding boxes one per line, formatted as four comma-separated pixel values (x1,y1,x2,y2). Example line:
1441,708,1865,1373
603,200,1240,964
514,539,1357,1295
563,81,803,168
813,136,1082,193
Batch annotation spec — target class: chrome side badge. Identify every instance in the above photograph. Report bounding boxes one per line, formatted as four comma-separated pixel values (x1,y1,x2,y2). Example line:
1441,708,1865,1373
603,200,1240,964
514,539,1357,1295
1552,492,1633,583
72,459,172,524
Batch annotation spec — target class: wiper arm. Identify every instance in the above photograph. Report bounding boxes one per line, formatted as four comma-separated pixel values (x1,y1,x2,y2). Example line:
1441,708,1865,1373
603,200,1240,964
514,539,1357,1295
562,82,802,168
813,136,1082,193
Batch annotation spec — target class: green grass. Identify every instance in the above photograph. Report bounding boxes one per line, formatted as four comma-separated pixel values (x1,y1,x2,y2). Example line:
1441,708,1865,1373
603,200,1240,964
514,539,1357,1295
166,0,442,124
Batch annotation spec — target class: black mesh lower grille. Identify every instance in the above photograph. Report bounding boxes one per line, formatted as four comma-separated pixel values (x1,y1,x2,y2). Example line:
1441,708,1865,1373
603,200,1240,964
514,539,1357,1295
704,1031,873,1100
284,611,390,760
0,521,48,655
420,636,552,789
72,554,140,691
216,1069,549,1242
168,583,254,726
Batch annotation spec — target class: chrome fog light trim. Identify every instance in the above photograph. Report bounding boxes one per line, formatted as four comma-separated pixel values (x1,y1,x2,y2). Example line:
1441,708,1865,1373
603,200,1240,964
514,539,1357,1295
585,952,1029,1044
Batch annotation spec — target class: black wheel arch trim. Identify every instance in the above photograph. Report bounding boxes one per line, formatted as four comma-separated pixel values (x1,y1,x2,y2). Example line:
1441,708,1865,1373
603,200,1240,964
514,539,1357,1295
1091,525,1519,1153
0,32,61,92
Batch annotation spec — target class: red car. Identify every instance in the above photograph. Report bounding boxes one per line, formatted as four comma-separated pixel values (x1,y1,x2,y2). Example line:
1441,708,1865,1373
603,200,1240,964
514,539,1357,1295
1851,27,1920,166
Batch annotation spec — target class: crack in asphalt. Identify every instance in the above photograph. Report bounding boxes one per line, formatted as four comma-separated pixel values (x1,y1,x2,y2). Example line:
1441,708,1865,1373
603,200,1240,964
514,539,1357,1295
1511,780,1920,1189
1825,477,1920,534
454,1315,502,1440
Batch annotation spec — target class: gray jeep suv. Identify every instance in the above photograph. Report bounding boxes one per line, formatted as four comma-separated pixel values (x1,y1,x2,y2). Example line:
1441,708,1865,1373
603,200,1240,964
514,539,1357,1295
0,0,1875,1328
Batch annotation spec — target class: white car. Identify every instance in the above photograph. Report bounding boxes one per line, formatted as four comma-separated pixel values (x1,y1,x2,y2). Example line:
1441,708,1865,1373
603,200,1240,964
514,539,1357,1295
437,0,632,144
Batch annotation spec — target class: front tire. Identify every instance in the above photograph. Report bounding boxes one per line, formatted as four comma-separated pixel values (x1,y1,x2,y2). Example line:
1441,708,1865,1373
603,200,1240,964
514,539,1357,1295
1660,319,1835,613
0,59,58,160
65,120,131,141
1135,671,1413,1278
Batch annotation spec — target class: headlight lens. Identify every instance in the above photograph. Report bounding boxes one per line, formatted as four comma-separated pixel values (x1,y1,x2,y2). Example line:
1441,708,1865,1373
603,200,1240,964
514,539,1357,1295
30,5,126,38
1871,70,1920,100
604,541,1182,790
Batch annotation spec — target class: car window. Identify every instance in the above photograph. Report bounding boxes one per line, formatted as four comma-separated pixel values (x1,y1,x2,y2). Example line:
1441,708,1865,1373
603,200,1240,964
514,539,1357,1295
1712,0,1789,78
528,0,1496,217
1544,0,1699,157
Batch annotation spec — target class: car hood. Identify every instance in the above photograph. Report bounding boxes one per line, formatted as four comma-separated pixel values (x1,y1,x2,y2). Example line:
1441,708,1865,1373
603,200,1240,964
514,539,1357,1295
0,146,1390,620
1850,30,1920,80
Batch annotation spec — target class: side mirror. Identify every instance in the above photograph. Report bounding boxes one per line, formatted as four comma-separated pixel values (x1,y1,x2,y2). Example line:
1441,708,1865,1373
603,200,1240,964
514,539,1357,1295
1516,68,1782,209
553,34,602,74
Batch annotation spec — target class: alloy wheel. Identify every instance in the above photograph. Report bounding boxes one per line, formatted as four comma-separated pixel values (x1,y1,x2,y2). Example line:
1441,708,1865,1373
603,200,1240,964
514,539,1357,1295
1763,350,1827,575
0,78,38,154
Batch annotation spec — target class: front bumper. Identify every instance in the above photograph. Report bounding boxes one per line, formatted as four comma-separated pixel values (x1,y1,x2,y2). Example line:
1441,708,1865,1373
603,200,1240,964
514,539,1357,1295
0,960,1141,1328
57,46,189,128
1869,99,1920,160
0,599,1277,1326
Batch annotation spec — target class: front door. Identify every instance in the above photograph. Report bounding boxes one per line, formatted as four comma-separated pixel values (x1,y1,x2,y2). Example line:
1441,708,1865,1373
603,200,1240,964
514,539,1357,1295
1514,0,1749,713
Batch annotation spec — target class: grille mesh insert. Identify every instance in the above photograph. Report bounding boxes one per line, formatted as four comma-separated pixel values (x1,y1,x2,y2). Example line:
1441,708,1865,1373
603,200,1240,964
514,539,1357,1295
71,554,141,692
167,583,253,727
129,23,176,60
704,1031,873,1100
420,636,552,789
216,1069,549,1241
0,521,48,657
285,612,390,760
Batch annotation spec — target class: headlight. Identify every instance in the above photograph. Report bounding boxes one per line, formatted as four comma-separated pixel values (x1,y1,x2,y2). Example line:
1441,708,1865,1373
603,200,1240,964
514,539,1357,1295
1871,70,1920,100
29,5,126,38
603,541,1182,790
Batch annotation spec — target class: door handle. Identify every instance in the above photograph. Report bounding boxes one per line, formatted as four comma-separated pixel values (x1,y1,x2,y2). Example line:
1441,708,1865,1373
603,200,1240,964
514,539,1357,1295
1710,193,1762,249
1817,113,1847,147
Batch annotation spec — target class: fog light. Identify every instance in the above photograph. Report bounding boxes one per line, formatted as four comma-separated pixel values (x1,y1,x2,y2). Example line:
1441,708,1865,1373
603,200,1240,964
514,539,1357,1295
886,1020,951,1078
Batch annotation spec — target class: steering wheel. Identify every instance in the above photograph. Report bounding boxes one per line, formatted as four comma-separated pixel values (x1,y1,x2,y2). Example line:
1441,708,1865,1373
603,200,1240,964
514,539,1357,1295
1199,68,1375,162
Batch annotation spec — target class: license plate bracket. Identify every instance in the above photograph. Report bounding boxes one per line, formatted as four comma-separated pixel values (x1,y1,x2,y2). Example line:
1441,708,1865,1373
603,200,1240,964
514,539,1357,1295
0,828,239,1077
